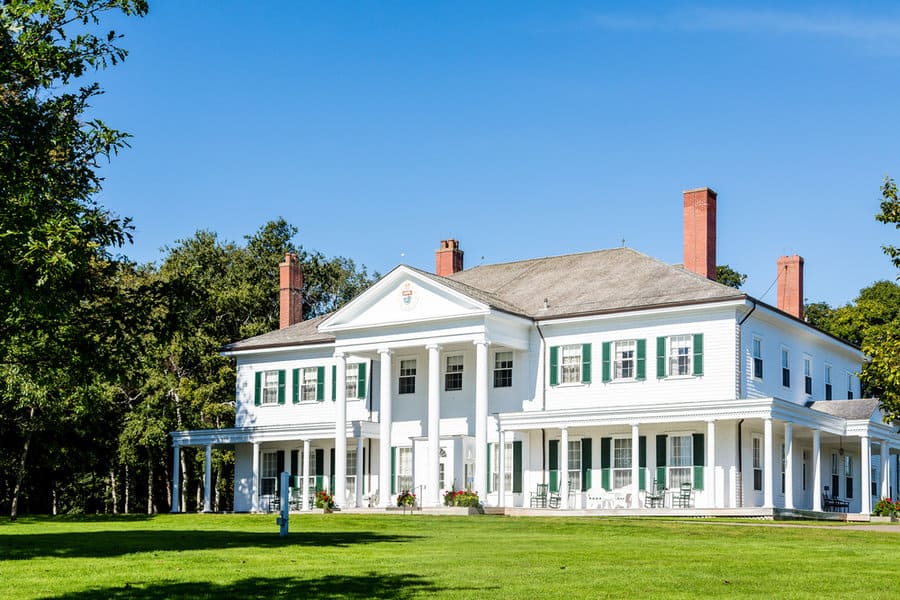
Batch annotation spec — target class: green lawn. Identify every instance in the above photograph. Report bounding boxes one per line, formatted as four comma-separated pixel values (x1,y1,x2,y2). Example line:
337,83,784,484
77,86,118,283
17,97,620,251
1,514,898,599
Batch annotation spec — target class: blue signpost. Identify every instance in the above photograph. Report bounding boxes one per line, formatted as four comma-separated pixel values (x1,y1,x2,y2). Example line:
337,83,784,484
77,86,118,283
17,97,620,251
276,471,290,536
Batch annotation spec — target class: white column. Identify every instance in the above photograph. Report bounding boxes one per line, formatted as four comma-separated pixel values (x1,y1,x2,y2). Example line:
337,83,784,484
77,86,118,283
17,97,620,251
763,418,774,508
474,341,489,504
427,344,441,507
861,436,871,514
378,349,393,508
812,429,822,512
334,352,347,508
880,441,890,500
203,444,213,512
301,440,309,511
631,423,640,508
706,420,716,509
355,435,364,508
559,427,569,509
171,443,181,513
498,429,506,507
784,422,794,510
251,441,260,513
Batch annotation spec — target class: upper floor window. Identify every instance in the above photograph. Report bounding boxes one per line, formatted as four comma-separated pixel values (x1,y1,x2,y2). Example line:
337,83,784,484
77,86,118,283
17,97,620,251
255,369,284,406
549,344,591,385
752,337,763,379
668,335,692,376
781,348,791,388
846,372,854,400
493,351,513,388
824,364,833,400
803,356,812,395
445,355,463,391
399,359,416,394
657,334,703,378
301,367,318,402
561,345,583,384
614,340,636,380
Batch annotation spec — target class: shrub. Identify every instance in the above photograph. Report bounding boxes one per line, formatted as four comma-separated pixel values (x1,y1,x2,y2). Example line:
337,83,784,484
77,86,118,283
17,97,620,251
443,489,480,507
873,497,900,517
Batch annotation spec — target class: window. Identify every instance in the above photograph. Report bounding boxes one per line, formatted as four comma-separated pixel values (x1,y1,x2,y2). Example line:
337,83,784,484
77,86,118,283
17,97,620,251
847,372,854,400
802,450,808,491
613,438,632,489
824,364,833,400
550,344,591,385
346,450,357,497
781,348,790,388
614,340,636,380
780,443,786,493
844,455,853,498
561,345,583,384
803,357,812,395
752,337,763,379
568,440,582,492
396,447,413,492
670,435,693,488
399,359,416,394
345,365,359,400
261,451,278,496
493,351,513,388
492,442,514,491
831,454,840,496
668,335,692,376
752,437,762,491
444,355,463,391
301,367,318,402
261,370,280,405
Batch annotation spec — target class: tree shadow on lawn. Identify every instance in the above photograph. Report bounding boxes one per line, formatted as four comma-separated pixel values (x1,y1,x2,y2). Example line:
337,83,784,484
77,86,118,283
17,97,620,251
1,530,419,560
42,572,493,599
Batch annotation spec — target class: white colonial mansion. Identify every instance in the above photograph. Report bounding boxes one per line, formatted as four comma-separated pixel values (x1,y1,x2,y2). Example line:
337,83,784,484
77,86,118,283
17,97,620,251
171,188,899,516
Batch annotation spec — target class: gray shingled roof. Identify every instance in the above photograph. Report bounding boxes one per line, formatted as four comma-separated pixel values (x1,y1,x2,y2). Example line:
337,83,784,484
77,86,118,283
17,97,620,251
223,314,334,351
808,399,882,420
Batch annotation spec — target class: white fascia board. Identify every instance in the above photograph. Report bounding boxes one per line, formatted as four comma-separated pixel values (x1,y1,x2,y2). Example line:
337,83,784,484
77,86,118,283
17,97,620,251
220,342,335,358
845,419,897,439
535,298,747,328
333,327,489,354
170,421,373,446
323,308,492,333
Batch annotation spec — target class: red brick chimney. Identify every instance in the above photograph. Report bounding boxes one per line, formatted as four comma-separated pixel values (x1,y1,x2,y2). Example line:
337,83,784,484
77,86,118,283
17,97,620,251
777,255,804,319
279,252,303,329
436,239,464,276
683,188,717,281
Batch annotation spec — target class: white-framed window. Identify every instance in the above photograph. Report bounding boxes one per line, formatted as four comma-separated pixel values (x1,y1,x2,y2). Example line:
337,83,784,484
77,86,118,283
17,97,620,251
803,356,812,395
846,372,854,400
831,453,840,496
752,436,762,491
345,364,359,400
669,435,693,488
301,367,318,402
752,337,763,379
445,355,463,391
568,439,582,492
399,359,416,395
844,455,853,499
781,348,791,388
824,364,833,400
668,335,692,376
346,449,357,497
780,443,786,493
261,370,280,405
261,451,278,496
396,447,413,492
802,449,808,491
613,438,632,489
561,345,582,384
492,442,513,491
614,340,636,380
493,351,513,388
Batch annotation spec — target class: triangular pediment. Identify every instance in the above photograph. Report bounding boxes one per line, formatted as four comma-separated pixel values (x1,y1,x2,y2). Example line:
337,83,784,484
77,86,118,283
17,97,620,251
319,266,490,332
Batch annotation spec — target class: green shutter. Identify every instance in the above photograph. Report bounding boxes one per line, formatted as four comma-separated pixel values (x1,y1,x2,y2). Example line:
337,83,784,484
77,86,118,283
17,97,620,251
277,370,286,404
602,342,611,383
331,365,336,401
693,433,705,490
548,440,559,493
636,339,646,380
693,333,704,376
549,346,559,386
254,371,261,406
657,336,666,378
316,366,325,401
582,343,592,383
292,368,300,404
638,436,647,491
391,447,396,495
581,438,592,491
600,437,611,491
656,434,668,489
358,362,367,399
513,441,523,493
487,443,493,493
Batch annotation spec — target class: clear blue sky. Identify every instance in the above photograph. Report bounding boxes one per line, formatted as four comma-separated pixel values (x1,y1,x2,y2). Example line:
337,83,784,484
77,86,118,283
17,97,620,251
92,1,900,307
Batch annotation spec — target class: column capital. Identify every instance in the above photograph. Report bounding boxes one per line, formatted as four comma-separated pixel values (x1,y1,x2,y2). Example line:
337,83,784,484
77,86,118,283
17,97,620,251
473,339,491,348
377,347,392,357
706,418,716,425
425,343,441,352
333,351,346,360
559,425,568,433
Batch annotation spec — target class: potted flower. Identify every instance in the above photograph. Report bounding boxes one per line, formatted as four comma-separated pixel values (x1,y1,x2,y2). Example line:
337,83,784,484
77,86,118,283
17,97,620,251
873,497,900,521
443,489,480,508
397,490,416,508
315,490,335,511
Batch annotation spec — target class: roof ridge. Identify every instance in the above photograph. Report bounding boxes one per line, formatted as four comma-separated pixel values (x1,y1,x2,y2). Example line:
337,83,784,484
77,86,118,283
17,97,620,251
459,246,627,272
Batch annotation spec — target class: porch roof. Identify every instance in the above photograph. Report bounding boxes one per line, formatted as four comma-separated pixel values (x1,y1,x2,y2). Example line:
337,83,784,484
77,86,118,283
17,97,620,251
169,420,380,447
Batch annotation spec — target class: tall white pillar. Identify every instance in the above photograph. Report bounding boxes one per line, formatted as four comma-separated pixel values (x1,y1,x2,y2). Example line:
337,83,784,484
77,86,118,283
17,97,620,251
171,443,181,513
763,418,774,509
203,444,213,512
784,422,794,510
706,420,716,509
812,429,822,512
334,352,347,508
498,429,506,508
427,343,441,507
474,341,489,503
631,423,640,508
559,427,569,509
378,349,393,508
880,441,890,500
302,439,310,511
861,436,871,514
355,435,364,508
251,441,260,513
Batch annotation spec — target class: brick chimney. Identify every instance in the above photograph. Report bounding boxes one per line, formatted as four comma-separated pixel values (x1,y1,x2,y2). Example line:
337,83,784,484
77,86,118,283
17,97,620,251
279,252,303,329
777,255,804,319
683,188,717,281
435,239,464,276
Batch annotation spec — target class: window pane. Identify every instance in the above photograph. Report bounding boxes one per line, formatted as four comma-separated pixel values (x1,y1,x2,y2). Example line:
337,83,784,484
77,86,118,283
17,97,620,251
345,365,358,399
263,370,280,404
399,359,416,394
494,352,513,388
445,355,463,391
668,335,692,376
614,340,635,380
302,367,317,401
561,345,581,384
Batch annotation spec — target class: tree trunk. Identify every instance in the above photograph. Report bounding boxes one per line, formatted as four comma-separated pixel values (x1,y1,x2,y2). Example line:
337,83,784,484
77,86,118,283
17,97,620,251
124,464,130,514
147,461,155,515
10,405,35,522
110,468,118,514
51,484,57,516
163,458,172,512
180,450,188,513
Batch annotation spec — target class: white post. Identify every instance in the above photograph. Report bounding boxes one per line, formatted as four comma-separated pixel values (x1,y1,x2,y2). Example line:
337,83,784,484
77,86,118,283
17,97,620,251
498,429,506,508
251,441,260,513
427,344,441,507
560,427,569,509
861,436,871,514
171,443,181,513
707,420,716,509
355,435,364,508
784,422,794,510
203,444,213,512
474,340,489,504
763,418,774,509
812,429,822,512
334,352,348,508
880,441,890,500
631,423,640,508
378,349,393,508
302,439,310,511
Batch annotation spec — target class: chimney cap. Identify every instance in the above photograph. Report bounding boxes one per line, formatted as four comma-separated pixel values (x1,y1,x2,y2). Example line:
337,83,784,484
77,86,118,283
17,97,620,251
683,187,718,197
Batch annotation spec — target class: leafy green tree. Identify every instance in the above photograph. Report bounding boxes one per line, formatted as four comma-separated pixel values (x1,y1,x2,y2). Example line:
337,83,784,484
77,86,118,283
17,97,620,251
877,176,900,273
716,265,747,289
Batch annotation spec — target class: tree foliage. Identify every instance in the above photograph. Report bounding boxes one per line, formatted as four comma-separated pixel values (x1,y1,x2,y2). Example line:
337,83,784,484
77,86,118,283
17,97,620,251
716,265,747,289
877,176,900,273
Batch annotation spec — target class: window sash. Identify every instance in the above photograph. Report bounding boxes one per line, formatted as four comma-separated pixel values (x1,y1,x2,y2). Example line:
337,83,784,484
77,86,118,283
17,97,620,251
345,365,359,399
614,340,635,380
752,338,763,379
301,367,318,401
560,345,582,384
397,447,413,491
491,442,514,490
445,355,463,391
262,371,280,404
612,438,631,487
399,360,416,394
493,351,513,388
668,335,692,376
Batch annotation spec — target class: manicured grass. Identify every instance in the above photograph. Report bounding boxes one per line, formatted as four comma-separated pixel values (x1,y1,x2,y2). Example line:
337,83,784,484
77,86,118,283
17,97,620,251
1,514,899,599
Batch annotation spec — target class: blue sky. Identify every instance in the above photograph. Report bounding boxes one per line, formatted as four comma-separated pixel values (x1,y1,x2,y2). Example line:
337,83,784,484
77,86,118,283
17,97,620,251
92,1,900,307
